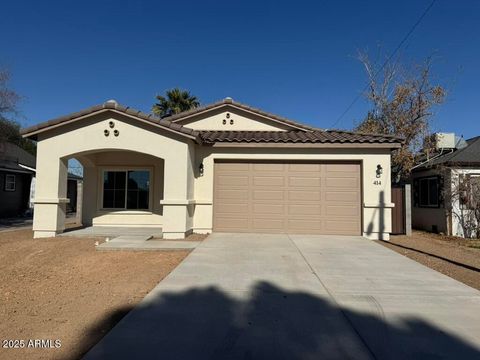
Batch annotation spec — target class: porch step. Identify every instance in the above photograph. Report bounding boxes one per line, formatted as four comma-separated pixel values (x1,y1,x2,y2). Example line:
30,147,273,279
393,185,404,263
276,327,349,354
61,226,163,238
96,237,200,251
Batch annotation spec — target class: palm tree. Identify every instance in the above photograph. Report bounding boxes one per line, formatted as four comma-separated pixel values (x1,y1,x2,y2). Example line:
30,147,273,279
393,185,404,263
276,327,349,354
152,88,200,118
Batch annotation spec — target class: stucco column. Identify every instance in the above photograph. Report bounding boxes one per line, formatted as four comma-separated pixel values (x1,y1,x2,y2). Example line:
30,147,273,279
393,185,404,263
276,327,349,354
33,153,69,238
160,152,194,239
76,180,83,225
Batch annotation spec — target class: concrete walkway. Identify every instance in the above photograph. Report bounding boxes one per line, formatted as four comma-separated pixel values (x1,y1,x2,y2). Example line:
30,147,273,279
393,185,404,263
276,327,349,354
84,233,480,360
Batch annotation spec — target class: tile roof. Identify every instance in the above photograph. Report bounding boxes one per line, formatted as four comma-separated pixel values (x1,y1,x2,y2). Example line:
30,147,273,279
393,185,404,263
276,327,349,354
20,100,403,148
199,130,402,145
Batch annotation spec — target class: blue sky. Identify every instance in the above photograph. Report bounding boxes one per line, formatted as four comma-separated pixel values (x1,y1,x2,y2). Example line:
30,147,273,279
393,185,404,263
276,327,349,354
2,0,479,139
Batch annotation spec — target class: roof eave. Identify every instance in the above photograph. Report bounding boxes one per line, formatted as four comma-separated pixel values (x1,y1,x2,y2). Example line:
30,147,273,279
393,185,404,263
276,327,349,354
210,142,402,149
21,106,203,144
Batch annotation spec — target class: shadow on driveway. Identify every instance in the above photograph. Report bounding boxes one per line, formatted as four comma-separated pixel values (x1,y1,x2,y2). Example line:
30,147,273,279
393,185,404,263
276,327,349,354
81,281,480,360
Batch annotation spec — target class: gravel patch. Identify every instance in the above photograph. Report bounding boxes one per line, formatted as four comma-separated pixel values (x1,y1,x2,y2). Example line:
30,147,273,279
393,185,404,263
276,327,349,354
0,229,190,360
377,230,480,291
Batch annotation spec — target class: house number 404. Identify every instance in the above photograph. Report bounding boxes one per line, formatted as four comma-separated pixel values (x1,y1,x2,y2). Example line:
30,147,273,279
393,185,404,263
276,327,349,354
373,180,382,185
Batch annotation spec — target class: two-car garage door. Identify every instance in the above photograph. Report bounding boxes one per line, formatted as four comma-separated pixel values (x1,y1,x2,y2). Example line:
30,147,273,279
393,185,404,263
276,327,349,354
213,161,361,235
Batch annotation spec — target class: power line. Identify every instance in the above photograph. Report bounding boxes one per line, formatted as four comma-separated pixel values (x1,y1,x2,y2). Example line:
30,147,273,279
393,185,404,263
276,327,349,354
330,0,437,129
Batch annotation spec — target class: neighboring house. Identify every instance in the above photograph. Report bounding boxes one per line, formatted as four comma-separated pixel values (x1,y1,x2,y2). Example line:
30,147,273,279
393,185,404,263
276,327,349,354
0,142,82,219
21,98,402,240
0,142,36,217
412,133,480,238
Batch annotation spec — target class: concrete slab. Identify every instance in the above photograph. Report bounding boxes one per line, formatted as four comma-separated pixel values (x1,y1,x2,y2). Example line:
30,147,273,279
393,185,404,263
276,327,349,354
96,238,200,251
289,234,480,359
85,233,373,359
85,233,480,360
60,226,163,238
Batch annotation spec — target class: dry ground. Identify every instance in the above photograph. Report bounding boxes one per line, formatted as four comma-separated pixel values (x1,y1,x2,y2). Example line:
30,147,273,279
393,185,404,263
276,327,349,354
0,229,199,360
379,230,480,291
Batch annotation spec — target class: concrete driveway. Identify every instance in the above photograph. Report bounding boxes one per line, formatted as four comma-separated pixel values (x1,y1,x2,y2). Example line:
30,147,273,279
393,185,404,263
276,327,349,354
85,233,480,359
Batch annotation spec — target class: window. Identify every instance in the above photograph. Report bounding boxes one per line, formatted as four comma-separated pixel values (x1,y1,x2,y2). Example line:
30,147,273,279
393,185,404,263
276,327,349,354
4,174,16,191
418,177,439,207
102,170,150,210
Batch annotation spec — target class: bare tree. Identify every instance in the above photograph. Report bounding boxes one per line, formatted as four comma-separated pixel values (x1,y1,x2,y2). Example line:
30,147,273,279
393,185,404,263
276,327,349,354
355,50,446,182
446,169,480,239
0,68,35,154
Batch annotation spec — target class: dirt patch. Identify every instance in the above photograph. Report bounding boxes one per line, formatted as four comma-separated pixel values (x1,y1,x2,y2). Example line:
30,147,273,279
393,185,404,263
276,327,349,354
377,230,480,291
0,229,190,360
182,233,209,242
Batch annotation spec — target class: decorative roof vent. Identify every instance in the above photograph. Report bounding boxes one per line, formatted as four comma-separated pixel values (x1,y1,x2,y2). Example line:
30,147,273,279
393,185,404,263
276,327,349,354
224,97,233,103
105,99,118,105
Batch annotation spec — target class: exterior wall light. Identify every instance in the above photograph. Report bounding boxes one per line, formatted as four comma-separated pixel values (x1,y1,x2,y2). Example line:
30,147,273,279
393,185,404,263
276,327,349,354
376,164,383,178
199,163,204,176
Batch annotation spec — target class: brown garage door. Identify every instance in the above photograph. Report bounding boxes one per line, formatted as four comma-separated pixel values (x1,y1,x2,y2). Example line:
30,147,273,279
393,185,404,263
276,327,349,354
213,161,361,235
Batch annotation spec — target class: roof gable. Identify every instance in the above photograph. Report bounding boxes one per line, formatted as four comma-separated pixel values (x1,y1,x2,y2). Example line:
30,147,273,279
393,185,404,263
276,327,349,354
21,101,201,143
167,98,317,131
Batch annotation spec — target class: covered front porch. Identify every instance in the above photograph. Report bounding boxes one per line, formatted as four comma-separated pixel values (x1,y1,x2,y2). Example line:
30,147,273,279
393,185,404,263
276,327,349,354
28,107,198,239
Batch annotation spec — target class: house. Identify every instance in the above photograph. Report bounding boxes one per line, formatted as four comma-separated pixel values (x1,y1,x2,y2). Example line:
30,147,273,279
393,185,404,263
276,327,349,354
0,142,36,217
21,98,402,240
412,133,480,238
0,141,83,220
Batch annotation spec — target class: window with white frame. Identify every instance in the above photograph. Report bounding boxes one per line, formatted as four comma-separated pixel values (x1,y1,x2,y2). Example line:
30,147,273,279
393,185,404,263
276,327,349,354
418,176,439,207
4,174,16,191
102,170,150,210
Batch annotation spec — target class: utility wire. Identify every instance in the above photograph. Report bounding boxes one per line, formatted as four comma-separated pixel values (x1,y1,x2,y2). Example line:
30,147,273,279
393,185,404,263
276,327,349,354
330,0,437,129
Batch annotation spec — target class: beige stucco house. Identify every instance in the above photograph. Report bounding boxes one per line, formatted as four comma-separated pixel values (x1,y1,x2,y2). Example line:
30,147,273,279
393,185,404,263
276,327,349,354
21,98,401,240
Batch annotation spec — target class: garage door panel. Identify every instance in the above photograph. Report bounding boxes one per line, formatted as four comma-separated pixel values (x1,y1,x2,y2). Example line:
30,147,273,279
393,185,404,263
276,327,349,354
215,217,249,231
325,191,359,202
253,190,284,200
217,175,249,186
253,176,285,186
216,189,249,200
326,205,360,216
326,177,359,188
288,176,322,187
253,218,285,231
288,204,322,215
253,163,284,171
253,203,285,215
288,190,321,201
288,219,323,231
326,163,358,172
325,220,360,232
288,163,322,172
215,203,249,214
214,162,361,235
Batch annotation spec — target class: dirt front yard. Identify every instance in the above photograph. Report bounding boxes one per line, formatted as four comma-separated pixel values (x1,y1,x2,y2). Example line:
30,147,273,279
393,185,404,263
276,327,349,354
379,230,480,291
0,229,191,360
